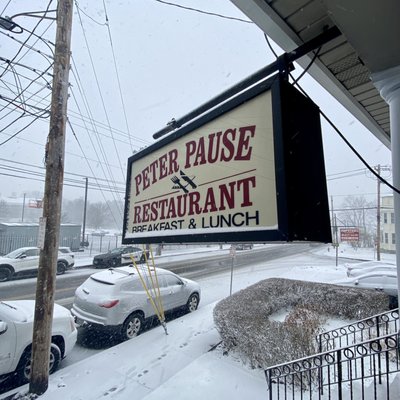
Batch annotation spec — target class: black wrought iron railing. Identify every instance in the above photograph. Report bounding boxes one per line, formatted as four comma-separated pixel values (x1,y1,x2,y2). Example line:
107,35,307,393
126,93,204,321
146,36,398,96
317,309,399,353
265,332,400,400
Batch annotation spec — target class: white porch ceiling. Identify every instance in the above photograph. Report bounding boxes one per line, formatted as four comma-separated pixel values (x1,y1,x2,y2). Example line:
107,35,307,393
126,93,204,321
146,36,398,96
231,0,400,148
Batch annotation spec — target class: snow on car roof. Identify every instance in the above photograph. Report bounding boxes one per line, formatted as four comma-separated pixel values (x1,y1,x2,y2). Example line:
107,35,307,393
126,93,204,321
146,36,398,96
90,265,170,285
346,260,396,270
0,301,30,322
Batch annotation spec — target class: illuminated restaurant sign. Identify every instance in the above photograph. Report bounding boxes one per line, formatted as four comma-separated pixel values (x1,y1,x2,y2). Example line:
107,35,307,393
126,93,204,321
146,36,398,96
123,76,332,244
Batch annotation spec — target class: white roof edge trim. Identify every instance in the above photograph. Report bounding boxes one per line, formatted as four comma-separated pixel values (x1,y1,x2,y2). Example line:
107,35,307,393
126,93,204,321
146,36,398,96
230,0,391,149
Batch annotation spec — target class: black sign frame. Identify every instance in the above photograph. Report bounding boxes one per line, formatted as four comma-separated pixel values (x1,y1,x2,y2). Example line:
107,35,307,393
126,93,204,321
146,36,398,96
122,75,332,244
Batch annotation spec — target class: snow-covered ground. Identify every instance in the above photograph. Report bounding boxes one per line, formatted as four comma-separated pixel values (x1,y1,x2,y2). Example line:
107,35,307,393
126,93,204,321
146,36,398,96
1,244,397,400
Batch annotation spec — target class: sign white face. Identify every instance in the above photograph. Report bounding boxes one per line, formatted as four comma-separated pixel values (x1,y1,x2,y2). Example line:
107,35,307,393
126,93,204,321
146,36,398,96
125,90,278,239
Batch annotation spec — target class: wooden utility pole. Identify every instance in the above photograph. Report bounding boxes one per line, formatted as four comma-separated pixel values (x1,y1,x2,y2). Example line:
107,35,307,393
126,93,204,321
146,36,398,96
82,177,88,246
29,0,73,395
376,164,381,261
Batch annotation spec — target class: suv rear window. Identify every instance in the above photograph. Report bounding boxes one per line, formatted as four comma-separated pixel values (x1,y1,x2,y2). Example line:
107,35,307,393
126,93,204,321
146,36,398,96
90,276,116,286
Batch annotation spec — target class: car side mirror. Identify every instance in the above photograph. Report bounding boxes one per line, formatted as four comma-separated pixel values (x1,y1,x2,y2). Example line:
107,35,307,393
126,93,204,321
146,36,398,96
354,280,359,286
18,254,27,259
0,321,8,335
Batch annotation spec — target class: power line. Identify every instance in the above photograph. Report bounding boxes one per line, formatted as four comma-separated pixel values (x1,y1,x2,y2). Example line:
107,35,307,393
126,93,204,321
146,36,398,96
0,114,42,146
262,33,398,195
0,113,127,171
102,0,134,152
75,5,126,183
1,0,12,16
0,30,54,62
69,66,125,210
327,171,367,181
69,70,126,208
73,1,107,26
327,168,367,178
0,157,125,185
0,75,149,146
15,19,55,62
67,118,123,227
0,0,54,79
152,0,253,24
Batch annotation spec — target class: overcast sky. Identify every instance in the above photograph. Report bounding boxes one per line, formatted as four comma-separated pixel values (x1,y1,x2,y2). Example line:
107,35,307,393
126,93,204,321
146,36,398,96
0,0,392,211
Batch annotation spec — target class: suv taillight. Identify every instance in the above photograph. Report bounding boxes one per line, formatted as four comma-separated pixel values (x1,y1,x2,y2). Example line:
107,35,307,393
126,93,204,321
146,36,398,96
99,299,119,308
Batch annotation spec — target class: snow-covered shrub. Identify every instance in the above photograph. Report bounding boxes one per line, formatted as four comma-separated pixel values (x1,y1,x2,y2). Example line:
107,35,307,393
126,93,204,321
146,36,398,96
283,306,325,360
213,278,389,369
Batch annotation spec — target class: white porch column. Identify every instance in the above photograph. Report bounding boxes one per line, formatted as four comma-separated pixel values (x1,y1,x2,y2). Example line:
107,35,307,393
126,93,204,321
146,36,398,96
372,65,400,305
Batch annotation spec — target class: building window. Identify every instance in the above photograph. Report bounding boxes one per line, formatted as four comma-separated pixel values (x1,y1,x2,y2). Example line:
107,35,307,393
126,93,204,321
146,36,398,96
384,213,387,223
385,233,389,243
391,213,395,224
392,233,396,245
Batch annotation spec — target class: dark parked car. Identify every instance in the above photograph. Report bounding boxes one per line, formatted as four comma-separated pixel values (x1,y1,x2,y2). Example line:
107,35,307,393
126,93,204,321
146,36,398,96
235,244,253,250
92,246,149,268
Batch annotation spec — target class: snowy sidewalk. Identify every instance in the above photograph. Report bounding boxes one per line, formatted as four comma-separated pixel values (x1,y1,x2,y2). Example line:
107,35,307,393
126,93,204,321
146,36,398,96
2,244,397,399
3,304,228,400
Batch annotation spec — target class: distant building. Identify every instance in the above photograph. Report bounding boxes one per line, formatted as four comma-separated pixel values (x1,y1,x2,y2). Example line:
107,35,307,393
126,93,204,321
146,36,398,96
0,196,43,222
0,223,81,254
381,195,395,253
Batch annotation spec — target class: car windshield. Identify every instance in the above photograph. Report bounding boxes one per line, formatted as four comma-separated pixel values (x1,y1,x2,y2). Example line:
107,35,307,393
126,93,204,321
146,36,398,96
4,249,24,259
109,248,124,254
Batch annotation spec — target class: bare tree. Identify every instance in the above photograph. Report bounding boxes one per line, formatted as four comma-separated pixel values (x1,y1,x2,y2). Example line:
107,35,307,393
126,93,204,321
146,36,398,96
62,198,85,224
87,202,111,229
339,195,376,247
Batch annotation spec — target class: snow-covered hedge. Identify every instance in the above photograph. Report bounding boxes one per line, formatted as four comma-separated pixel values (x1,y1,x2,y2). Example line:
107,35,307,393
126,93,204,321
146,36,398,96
213,278,389,369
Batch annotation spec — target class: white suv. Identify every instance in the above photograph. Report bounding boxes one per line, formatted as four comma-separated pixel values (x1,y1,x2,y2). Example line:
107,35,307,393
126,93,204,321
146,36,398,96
72,266,200,340
0,247,75,282
0,300,77,384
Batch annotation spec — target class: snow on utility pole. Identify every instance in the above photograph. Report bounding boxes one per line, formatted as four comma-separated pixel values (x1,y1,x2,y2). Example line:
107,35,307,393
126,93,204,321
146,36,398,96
29,0,73,395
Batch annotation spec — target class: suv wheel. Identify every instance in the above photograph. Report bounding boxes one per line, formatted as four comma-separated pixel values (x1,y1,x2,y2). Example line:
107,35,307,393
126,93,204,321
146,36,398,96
121,313,143,340
56,261,67,275
16,343,62,384
0,266,13,282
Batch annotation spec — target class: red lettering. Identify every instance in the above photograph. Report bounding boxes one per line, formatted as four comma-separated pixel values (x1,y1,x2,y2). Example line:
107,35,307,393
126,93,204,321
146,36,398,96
207,132,222,163
159,153,168,179
133,205,142,223
142,203,150,222
149,160,158,184
176,194,187,217
134,174,142,196
185,140,196,169
203,188,218,213
142,167,150,190
133,150,181,195
166,198,177,219
193,137,206,166
219,181,235,210
169,149,179,174
221,128,236,162
237,176,256,207
234,125,255,161
150,201,158,221
159,199,168,219
188,192,201,215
